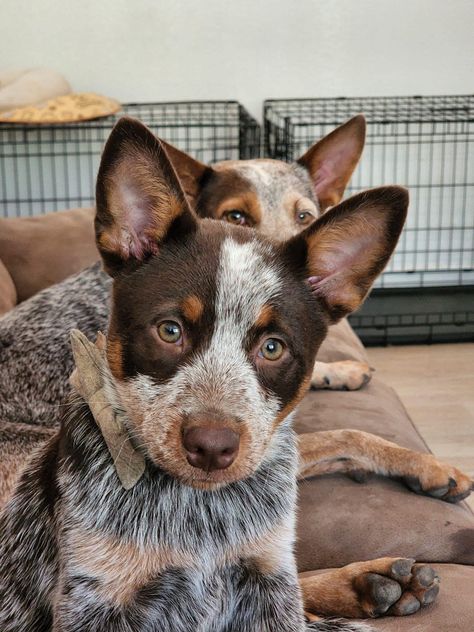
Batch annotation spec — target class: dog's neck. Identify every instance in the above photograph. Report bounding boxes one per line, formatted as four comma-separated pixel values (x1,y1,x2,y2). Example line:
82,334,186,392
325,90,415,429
60,388,299,550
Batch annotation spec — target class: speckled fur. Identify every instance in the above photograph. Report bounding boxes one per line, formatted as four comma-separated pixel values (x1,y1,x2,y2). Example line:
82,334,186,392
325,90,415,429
0,262,110,428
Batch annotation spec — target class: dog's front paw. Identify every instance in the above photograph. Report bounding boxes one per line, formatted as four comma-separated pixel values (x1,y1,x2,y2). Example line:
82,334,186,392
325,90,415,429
311,361,373,391
403,455,473,503
352,558,440,618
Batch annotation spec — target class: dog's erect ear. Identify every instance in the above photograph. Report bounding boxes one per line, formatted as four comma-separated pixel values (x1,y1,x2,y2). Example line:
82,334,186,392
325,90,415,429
297,115,366,212
284,186,408,323
160,140,210,205
95,117,197,276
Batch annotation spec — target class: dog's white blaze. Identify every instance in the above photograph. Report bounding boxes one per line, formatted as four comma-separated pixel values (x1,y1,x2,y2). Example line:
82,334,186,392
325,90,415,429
178,237,282,423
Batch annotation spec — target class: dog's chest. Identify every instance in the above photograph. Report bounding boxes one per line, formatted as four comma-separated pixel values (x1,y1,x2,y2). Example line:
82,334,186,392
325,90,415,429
65,514,293,610
62,457,297,614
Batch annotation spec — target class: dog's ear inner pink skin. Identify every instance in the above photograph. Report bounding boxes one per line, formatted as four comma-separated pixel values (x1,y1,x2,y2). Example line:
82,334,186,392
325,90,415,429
95,117,197,277
283,186,408,323
297,114,366,212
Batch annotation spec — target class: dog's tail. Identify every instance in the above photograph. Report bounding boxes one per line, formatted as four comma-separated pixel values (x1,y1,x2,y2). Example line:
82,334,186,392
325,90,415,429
307,619,374,632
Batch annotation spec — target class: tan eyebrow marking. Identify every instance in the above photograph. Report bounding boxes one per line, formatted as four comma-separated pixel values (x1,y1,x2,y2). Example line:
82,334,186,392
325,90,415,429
181,295,204,323
216,192,262,225
255,303,275,329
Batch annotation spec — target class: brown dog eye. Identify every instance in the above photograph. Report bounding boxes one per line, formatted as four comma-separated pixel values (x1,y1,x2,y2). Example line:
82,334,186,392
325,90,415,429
157,321,182,344
295,210,314,225
224,210,249,226
259,338,284,361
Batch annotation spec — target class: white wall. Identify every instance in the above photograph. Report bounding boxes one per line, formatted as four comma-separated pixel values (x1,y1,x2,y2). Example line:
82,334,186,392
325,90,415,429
1,0,473,120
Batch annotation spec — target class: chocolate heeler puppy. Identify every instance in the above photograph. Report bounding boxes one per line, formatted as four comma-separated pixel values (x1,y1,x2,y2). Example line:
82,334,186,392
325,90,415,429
0,119,445,630
0,115,371,440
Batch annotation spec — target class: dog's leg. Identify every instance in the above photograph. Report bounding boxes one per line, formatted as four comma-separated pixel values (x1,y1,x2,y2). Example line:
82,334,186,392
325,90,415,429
311,360,372,391
299,557,440,619
298,430,472,502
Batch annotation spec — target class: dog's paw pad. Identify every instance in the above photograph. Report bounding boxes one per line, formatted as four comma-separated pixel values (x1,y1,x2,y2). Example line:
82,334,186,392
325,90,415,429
390,558,415,580
352,560,440,618
354,573,402,617
388,592,420,616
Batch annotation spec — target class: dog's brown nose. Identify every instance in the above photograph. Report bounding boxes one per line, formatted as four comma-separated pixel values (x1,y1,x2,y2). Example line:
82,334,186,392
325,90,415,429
183,427,240,472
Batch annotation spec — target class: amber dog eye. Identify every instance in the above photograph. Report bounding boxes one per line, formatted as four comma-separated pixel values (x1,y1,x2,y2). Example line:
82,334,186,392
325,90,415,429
157,321,182,344
224,210,249,226
295,210,314,225
259,338,284,361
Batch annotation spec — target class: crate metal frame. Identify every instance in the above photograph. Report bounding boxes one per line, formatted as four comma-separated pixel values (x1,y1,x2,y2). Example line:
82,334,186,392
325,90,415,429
0,101,260,218
264,95,474,344
265,95,474,289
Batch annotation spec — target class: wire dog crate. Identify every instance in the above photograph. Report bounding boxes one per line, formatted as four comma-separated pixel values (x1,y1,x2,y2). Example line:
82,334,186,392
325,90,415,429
264,95,474,343
0,101,260,218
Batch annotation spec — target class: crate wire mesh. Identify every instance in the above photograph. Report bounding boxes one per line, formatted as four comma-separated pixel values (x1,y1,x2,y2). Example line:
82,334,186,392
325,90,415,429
265,95,474,289
265,96,474,343
0,101,260,218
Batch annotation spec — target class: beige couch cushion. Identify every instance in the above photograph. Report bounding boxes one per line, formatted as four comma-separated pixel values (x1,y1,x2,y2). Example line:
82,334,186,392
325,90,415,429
0,258,17,315
294,323,474,571
0,207,97,303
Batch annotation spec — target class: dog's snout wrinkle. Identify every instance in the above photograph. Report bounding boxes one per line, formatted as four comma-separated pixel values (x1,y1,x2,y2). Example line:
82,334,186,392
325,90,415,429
183,426,240,472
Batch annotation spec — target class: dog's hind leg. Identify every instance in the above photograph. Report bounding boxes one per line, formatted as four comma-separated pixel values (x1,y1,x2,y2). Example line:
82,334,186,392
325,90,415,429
299,557,440,620
297,430,473,503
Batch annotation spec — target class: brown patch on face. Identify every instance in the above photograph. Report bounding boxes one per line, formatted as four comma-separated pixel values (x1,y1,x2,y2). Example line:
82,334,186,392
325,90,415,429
196,167,261,224
181,294,204,323
68,528,196,606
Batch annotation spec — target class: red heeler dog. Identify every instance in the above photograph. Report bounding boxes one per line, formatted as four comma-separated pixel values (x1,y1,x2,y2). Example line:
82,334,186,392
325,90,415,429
0,119,454,631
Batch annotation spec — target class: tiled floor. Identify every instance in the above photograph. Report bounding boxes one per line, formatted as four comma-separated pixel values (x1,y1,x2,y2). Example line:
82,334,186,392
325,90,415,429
367,343,474,510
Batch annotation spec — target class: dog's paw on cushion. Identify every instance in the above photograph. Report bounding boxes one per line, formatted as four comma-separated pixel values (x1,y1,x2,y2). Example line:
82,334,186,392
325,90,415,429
311,360,373,391
300,558,439,620
402,455,473,503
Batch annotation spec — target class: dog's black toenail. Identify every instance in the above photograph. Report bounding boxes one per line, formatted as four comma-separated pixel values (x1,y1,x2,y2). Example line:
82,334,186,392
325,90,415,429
404,476,422,492
445,489,471,503
324,376,330,385
428,486,449,498
348,469,369,484
449,477,457,488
